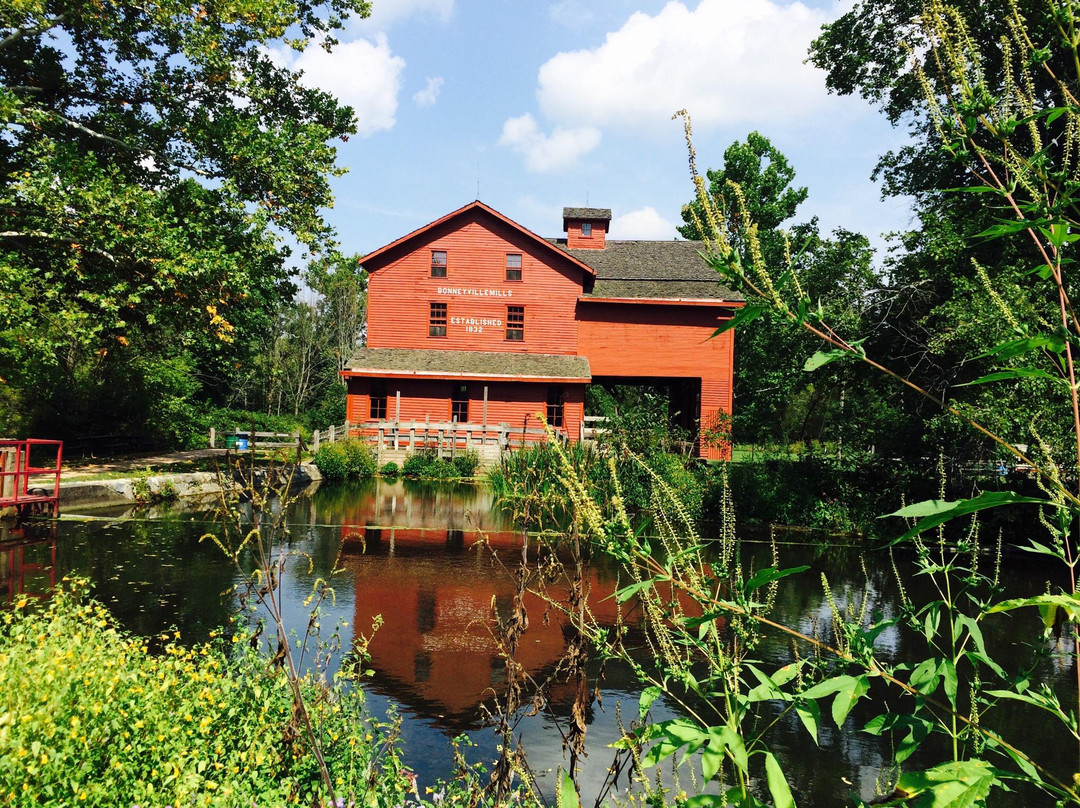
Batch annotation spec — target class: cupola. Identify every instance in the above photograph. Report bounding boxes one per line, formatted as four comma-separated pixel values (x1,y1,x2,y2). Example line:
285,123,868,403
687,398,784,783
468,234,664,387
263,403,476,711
563,207,611,249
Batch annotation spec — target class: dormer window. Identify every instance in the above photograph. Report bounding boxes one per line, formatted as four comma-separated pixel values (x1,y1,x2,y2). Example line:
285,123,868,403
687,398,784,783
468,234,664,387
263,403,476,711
581,222,592,237
431,250,447,278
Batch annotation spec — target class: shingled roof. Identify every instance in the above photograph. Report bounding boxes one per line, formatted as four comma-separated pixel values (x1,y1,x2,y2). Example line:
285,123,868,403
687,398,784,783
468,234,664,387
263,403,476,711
551,239,743,302
562,207,612,221
345,348,591,381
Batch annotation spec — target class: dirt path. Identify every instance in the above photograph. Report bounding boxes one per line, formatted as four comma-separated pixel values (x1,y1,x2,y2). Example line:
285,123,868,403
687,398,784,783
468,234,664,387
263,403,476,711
29,448,230,484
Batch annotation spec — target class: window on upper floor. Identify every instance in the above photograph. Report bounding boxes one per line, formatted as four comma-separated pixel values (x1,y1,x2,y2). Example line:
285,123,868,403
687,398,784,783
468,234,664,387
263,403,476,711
581,222,592,237
506,305,524,341
429,302,447,337
431,250,447,278
506,253,522,281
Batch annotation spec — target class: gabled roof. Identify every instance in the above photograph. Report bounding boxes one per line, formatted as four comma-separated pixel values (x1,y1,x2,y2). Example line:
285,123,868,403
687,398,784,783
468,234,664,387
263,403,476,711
344,348,591,382
359,200,596,278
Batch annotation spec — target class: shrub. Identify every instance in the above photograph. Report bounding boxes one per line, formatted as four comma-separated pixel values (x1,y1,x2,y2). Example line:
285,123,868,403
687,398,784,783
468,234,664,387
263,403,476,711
342,439,376,478
380,461,399,476
0,584,412,808
313,440,375,480
402,448,438,477
312,442,348,480
451,449,481,478
426,458,457,479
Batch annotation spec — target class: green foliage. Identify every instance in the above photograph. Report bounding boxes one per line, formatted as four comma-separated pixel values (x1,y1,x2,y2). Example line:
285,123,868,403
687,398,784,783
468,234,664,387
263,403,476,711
0,0,370,445
380,461,400,477
313,439,374,480
399,448,477,479
313,443,348,480
677,129,889,449
0,584,411,808
342,438,376,478
402,448,438,478
452,449,481,478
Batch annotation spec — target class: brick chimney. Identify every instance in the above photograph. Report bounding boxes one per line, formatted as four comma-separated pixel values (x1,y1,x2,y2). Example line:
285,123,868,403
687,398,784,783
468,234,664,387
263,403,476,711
563,207,611,249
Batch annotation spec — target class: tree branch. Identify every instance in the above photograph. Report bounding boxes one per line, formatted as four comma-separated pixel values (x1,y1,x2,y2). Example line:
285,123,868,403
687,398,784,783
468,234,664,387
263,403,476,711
0,15,66,52
0,230,117,263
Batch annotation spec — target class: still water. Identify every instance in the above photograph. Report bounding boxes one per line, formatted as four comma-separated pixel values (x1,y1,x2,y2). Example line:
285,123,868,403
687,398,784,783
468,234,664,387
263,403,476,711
2,478,1076,805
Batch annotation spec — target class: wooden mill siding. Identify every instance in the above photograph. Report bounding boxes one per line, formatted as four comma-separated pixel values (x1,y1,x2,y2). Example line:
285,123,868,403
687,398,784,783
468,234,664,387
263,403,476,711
347,377,584,441
577,302,734,460
367,209,586,355
347,201,740,461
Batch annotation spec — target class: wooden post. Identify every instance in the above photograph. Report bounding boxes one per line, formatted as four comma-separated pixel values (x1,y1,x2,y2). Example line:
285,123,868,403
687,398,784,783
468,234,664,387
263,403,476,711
329,424,335,443
395,390,401,421
345,419,351,439
409,424,416,450
209,427,216,449
313,429,320,453
482,386,488,429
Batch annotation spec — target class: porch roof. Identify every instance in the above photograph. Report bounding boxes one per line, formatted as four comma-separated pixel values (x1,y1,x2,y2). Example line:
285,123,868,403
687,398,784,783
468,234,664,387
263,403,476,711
343,348,591,383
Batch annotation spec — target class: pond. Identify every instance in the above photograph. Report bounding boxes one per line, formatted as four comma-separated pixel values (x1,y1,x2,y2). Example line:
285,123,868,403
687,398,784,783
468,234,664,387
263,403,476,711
2,478,1075,805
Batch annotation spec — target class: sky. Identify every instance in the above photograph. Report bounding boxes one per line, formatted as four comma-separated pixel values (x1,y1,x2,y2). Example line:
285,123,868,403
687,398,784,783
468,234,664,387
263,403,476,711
279,0,916,262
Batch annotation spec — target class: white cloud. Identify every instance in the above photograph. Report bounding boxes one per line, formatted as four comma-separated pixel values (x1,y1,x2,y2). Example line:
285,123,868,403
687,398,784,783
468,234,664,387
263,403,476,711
536,0,833,132
611,206,680,239
413,76,445,108
268,34,405,136
548,0,596,27
498,114,601,173
363,0,453,25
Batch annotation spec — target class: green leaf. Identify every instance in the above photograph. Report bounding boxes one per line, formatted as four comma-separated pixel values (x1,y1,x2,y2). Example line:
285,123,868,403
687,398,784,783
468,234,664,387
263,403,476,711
701,743,723,781
974,217,1052,241
985,593,1080,622
884,492,1060,543
804,348,847,371
941,659,958,708
908,658,942,696
891,760,995,807
764,751,796,808
711,304,765,338
557,769,579,808
639,685,662,720
742,565,810,596
796,699,821,744
831,675,869,727
974,335,1065,361
957,367,1066,387
614,579,656,603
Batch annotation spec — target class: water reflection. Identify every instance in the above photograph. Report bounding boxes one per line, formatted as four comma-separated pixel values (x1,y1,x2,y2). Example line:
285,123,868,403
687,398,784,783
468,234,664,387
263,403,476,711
16,479,1079,805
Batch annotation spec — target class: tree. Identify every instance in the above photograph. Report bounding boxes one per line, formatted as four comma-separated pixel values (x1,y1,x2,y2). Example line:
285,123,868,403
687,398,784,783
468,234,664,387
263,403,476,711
680,132,888,447
0,0,368,440
803,0,1078,461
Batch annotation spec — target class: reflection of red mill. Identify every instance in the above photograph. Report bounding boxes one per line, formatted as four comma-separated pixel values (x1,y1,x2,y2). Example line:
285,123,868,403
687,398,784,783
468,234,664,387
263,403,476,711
339,525,706,722
341,528,623,719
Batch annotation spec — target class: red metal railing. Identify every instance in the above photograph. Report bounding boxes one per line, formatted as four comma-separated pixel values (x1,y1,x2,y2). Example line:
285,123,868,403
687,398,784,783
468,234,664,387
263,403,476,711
0,439,63,519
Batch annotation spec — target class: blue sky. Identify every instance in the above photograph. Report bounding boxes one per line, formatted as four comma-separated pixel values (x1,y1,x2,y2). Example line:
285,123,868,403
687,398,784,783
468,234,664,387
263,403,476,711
274,0,915,260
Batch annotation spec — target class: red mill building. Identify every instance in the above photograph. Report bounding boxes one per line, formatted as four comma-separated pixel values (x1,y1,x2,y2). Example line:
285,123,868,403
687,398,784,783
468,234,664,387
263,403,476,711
344,201,742,460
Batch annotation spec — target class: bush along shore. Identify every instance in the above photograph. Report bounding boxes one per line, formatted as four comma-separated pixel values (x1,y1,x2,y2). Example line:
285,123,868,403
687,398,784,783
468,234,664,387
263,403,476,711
313,441,481,482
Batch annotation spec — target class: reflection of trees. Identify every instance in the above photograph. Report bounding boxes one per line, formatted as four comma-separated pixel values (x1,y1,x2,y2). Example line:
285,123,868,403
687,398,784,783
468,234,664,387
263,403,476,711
59,519,236,643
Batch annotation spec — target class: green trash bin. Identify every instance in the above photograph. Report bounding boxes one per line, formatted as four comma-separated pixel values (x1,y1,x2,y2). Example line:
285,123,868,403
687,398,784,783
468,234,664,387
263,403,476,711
225,434,239,449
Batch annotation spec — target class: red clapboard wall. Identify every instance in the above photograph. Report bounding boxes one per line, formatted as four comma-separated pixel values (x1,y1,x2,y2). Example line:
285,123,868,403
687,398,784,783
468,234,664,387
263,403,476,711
367,207,588,355
347,378,584,439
